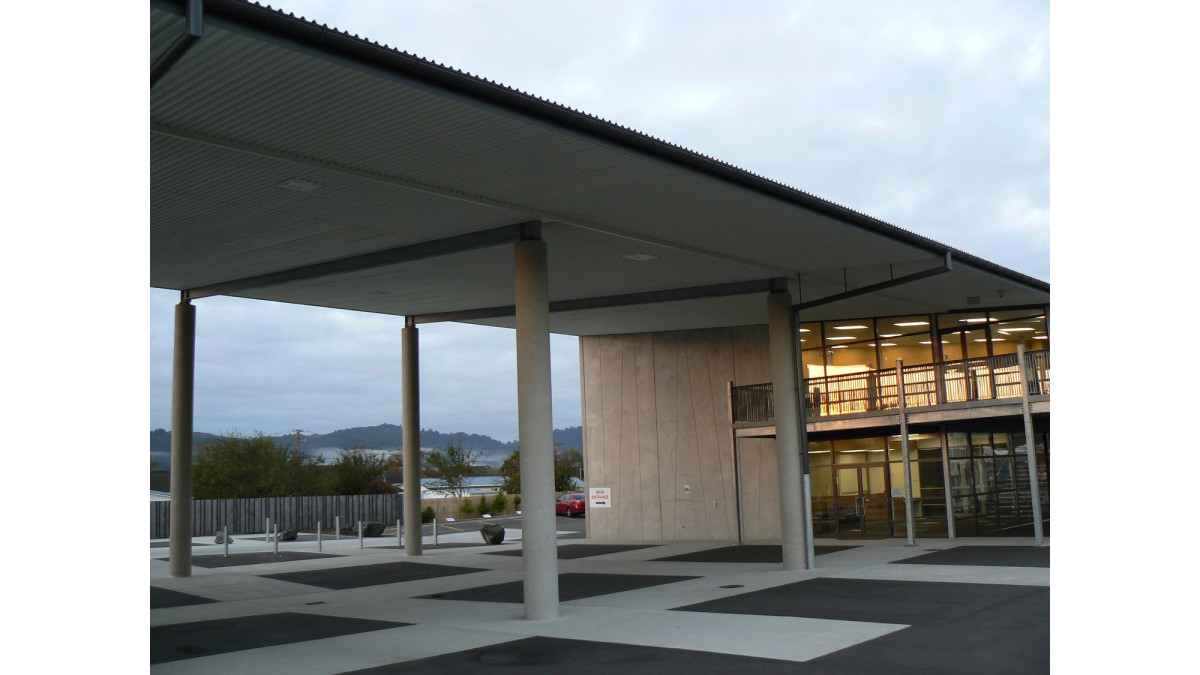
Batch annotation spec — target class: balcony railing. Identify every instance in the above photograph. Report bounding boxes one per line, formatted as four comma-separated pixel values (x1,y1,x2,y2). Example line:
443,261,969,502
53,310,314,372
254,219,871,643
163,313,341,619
731,349,1049,423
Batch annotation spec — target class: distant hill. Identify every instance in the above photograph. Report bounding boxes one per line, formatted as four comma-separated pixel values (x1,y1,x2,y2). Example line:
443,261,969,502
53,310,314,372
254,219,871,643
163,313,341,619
150,424,583,469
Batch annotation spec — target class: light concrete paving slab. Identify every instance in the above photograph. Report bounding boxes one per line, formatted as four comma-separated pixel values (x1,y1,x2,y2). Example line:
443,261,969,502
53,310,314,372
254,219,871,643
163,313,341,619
828,563,1050,586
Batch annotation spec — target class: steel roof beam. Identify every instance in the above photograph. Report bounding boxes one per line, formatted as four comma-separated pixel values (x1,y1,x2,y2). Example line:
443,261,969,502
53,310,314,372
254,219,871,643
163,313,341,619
794,252,952,312
411,278,788,324
186,222,538,300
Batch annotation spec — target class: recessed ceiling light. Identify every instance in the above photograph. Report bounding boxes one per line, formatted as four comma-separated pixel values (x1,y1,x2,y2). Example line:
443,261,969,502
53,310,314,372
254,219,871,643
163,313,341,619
960,318,990,323
831,345,848,349
798,328,811,333
878,333,901,338
834,325,867,330
879,343,896,347
827,336,856,341
623,253,658,261
894,321,929,327
277,177,322,191
974,338,1005,342
919,340,951,344
999,327,1035,333
1033,335,1048,340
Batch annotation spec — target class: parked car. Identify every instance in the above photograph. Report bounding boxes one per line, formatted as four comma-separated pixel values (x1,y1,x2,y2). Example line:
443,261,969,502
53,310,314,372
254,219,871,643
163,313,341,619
555,492,586,517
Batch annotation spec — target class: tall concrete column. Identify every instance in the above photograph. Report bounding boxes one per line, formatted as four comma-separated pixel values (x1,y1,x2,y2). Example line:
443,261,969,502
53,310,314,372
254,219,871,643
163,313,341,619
515,236,559,620
169,297,196,578
402,319,422,556
767,291,809,570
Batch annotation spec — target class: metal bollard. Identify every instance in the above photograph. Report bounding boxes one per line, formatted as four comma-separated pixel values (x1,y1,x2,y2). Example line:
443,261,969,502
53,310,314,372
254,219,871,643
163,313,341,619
223,525,229,557
317,520,323,552
335,516,340,540
433,517,438,547
358,521,364,549
397,519,402,548
274,524,279,555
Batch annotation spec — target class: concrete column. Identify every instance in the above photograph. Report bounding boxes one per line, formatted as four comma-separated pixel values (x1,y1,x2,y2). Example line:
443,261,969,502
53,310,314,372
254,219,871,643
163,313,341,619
402,319,422,556
940,425,957,539
169,297,196,578
767,291,809,570
1017,345,1046,545
515,237,559,620
896,361,915,546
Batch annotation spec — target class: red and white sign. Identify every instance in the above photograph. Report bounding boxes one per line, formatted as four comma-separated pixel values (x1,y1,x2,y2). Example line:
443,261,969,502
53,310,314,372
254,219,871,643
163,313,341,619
589,487,611,508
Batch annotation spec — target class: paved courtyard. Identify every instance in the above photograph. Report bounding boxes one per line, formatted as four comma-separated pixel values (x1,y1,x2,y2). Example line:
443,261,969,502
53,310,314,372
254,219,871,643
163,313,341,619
150,522,1048,673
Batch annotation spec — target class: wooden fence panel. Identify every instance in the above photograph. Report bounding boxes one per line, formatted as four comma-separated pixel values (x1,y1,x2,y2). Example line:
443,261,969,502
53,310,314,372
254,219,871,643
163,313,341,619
150,494,403,539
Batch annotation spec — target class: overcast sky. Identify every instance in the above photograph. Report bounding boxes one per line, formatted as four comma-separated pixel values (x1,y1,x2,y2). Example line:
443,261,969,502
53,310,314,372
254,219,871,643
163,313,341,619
149,0,1049,442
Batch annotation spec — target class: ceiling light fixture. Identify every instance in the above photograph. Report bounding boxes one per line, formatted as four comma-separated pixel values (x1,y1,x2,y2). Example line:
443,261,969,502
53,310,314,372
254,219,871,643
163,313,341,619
277,178,323,191
894,321,929,327
827,336,856,341
834,325,867,330
879,333,901,338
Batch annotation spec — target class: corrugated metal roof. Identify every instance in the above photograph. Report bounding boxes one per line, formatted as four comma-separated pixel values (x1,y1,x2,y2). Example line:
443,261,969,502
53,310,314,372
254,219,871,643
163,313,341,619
150,0,1047,335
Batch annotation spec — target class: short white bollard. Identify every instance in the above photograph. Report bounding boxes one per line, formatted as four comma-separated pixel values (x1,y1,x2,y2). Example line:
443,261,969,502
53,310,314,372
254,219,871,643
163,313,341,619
397,519,402,548
335,516,341,540
358,520,364,549
433,517,438,547
223,525,229,557
317,520,323,552
274,524,279,555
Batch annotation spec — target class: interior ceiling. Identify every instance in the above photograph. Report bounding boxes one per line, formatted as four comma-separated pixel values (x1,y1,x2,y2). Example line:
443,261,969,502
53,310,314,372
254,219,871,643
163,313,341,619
150,1,1049,337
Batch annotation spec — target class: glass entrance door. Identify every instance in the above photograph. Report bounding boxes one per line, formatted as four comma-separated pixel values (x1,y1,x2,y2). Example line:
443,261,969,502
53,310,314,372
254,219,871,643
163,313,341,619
835,463,892,539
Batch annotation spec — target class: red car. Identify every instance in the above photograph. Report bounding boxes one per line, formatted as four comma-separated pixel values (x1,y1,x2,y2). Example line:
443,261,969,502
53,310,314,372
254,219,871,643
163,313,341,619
555,492,586,517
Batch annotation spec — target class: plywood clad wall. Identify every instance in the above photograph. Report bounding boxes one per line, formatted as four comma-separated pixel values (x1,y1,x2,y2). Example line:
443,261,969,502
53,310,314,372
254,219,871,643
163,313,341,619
581,325,781,541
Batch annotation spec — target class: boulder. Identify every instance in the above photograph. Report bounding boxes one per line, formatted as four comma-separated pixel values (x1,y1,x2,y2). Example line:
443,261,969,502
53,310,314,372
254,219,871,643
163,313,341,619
213,532,233,544
280,528,299,542
480,523,505,545
362,522,387,537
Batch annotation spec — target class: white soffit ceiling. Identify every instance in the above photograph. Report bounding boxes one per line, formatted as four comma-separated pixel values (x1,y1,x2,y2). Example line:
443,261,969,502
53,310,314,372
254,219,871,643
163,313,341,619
150,1,1048,337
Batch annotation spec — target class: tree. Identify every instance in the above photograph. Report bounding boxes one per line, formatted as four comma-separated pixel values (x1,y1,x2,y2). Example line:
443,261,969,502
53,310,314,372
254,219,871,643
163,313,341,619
327,448,393,495
499,446,584,495
422,438,481,500
499,449,521,495
557,447,584,488
193,432,324,498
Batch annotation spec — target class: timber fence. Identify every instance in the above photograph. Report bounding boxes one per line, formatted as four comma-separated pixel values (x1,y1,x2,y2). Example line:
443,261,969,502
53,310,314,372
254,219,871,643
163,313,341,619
151,494,403,539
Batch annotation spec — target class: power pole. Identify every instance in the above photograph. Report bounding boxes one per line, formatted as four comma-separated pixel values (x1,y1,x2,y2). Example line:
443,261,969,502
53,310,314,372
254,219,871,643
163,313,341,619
294,429,304,453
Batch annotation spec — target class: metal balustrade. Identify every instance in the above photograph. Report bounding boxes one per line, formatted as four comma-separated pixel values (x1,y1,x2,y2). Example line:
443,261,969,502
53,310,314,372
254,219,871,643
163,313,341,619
730,350,1049,423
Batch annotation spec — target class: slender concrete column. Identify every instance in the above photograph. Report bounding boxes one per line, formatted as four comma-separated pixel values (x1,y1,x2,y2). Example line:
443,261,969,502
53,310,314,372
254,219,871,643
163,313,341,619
939,425,957,539
767,291,809,570
515,237,559,620
896,361,916,546
402,319,422,556
169,297,196,578
1017,345,1046,545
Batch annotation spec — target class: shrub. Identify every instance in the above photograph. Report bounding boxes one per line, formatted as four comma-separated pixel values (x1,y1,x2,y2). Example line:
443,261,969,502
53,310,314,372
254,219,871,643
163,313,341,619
514,495,521,510
477,495,490,515
460,499,475,515
421,506,435,523
492,491,508,513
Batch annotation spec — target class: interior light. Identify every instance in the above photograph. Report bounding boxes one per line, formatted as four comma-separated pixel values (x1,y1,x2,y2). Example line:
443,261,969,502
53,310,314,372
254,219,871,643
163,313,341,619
833,325,867,330
879,342,897,346
960,318,989,323
798,328,811,333
894,321,929,327
999,327,1035,333
879,333,901,338
975,338,1005,342
827,336,856,341
831,345,848,349
1033,335,1048,340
